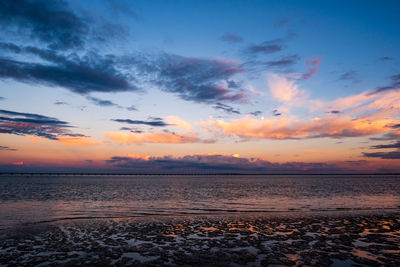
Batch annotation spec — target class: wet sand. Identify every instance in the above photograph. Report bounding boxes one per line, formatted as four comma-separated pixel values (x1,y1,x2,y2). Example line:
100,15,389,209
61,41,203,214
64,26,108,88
1,212,399,266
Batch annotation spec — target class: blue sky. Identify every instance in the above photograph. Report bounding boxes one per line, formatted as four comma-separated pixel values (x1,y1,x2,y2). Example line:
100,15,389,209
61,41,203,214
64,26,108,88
0,0,400,173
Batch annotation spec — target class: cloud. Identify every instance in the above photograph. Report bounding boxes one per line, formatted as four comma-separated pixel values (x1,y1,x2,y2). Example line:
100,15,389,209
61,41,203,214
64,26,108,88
267,73,307,103
370,141,400,149
128,53,247,103
104,131,205,144
86,96,122,108
246,39,284,55
112,118,170,127
0,46,137,94
370,74,400,94
107,154,350,174
272,109,282,116
379,57,393,61
264,54,300,68
126,105,138,111
0,97,5,100
213,102,241,114
200,116,396,140
0,145,16,151
0,1,248,106
249,111,262,117
0,0,88,50
54,100,68,105
338,71,359,84
164,116,194,133
220,33,243,43
57,136,103,146
363,151,400,159
0,109,83,140
1,42,246,104
362,140,400,159
300,57,322,80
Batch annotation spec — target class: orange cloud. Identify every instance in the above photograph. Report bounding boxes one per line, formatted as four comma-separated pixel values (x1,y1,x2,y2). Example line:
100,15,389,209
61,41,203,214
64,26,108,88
164,116,194,133
105,131,201,144
57,137,103,146
267,73,306,103
200,116,396,140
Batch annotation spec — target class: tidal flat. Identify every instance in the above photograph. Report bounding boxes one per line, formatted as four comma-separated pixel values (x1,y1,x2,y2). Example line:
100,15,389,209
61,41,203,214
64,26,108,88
1,213,399,266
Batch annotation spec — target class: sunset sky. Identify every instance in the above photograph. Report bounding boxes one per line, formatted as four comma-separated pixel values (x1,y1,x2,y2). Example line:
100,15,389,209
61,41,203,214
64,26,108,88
1,0,400,173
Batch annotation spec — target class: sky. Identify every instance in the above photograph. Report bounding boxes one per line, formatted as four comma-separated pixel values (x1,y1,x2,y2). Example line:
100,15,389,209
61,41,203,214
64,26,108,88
0,0,400,173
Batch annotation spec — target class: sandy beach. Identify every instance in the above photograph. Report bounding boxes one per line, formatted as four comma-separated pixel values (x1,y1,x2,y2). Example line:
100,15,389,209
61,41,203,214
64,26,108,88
1,212,399,266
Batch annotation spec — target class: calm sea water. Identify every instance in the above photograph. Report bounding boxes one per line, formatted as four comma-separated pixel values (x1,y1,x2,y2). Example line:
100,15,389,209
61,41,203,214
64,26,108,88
1,174,400,229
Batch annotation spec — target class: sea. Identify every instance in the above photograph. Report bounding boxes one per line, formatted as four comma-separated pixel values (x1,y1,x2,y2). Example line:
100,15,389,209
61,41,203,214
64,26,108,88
1,174,400,229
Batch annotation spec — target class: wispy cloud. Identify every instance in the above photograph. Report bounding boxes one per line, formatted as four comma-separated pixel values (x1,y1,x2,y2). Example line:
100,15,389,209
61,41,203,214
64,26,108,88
128,53,247,103
338,71,360,84
86,96,122,108
213,102,241,114
0,109,84,140
363,151,400,159
363,141,400,159
0,0,88,50
246,38,284,55
370,74,400,94
264,54,300,68
112,117,171,127
105,131,206,144
0,145,16,151
220,33,243,43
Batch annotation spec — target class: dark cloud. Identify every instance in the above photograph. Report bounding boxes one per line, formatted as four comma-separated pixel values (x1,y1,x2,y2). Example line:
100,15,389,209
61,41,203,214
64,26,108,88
112,118,170,127
213,102,240,114
220,33,243,43
0,145,16,151
0,109,83,140
338,71,359,84
126,105,138,111
0,0,88,50
379,57,393,61
246,39,283,55
86,96,122,108
106,0,139,19
1,41,246,104
264,55,299,68
272,109,282,116
0,96,5,100
0,1,248,106
370,74,400,94
107,154,349,174
363,151,400,159
273,17,290,28
119,127,143,133
250,111,262,117
370,141,400,149
127,53,247,103
328,110,341,114
363,140,400,159
369,131,400,141
0,45,137,94
54,100,68,105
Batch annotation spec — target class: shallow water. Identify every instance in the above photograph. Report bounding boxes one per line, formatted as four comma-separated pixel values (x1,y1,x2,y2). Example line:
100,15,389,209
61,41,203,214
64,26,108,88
1,174,400,228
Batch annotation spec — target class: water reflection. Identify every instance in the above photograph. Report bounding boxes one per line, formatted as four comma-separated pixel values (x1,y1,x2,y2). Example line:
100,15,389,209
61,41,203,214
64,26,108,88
0,175,400,228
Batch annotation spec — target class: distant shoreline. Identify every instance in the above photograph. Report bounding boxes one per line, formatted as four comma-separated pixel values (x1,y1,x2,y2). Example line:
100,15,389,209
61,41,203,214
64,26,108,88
1,172,400,176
